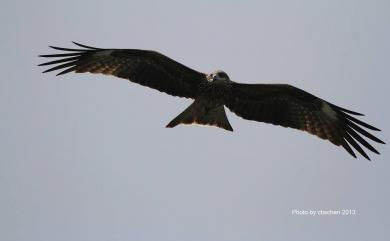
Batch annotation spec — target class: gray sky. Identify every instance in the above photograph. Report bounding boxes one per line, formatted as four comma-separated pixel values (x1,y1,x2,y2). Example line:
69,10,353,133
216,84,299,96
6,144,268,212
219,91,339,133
1,0,389,240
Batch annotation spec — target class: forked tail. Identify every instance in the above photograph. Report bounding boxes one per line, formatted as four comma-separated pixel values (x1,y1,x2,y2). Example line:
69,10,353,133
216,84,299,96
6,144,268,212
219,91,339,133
166,102,233,131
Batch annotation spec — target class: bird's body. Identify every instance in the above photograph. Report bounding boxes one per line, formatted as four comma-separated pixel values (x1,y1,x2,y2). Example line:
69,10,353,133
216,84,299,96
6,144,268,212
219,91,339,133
39,42,385,160
167,72,234,131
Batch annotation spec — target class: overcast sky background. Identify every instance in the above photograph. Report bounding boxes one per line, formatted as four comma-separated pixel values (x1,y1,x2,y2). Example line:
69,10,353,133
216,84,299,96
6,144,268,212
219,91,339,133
1,0,389,241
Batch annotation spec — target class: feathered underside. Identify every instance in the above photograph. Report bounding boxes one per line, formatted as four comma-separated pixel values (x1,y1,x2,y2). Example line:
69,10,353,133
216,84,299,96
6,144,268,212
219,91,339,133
39,42,385,160
39,42,207,98
226,83,385,160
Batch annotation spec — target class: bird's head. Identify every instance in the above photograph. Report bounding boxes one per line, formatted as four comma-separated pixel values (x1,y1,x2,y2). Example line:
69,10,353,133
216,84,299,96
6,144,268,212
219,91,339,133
207,70,230,82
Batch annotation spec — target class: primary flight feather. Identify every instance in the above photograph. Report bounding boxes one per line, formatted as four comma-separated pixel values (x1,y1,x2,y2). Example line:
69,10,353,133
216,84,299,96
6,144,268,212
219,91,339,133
39,42,385,160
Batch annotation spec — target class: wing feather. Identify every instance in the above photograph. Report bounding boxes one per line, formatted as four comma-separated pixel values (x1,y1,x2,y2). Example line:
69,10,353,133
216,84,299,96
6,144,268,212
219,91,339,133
39,42,207,98
226,83,384,160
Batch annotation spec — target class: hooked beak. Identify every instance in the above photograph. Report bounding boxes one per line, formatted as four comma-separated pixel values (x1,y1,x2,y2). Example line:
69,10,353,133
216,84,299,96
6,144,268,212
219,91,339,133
207,74,214,82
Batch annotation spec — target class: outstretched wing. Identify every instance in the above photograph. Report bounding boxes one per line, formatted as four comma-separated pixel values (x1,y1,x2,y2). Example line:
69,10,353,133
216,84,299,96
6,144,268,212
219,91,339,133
226,83,385,160
39,42,207,98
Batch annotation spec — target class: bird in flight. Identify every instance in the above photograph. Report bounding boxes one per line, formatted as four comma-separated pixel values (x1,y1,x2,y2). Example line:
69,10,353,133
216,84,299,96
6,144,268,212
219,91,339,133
39,42,384,160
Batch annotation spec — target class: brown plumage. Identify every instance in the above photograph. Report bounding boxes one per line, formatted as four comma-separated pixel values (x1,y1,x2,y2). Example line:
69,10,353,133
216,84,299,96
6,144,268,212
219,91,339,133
39,42,385,160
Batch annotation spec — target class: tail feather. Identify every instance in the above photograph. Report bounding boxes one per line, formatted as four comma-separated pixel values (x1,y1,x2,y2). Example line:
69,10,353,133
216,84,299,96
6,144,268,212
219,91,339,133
166,102,233,131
